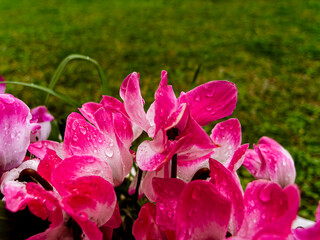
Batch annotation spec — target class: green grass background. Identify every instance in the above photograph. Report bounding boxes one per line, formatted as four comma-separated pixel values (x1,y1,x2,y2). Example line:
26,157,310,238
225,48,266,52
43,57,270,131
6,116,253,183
1,0,320,219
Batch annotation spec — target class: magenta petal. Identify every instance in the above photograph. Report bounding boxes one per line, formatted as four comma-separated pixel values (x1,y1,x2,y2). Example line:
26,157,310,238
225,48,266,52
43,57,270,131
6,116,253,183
30,106,54,123
153,177,186,231
176,180,232,240
103,203,122,229
209,159,244,235
28,140,64,160
100,95,128,117
61,176,117,227
0,94,31,173
136,131,171,171
78,102,103,126
210,118,241,166
238,180,299,239
52,155,113,195
154,72,178,135
132,202,163,240
176,116,215,162
37,149,63,183
258,137,296,187
2,181,28,212
120,72,151,132
64,112,126,186
26,182,63,226
293,222,320,240
0,75,6,93
227,144,249,172
178,80,237,126
243,147,269,179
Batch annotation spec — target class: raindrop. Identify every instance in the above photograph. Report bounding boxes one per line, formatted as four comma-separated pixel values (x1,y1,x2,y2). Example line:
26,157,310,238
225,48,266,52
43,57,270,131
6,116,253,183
205,106,213,111
73,135,78,142
159,203,164,210
105,149,113,158
194,94,201,102
79,126,87,135
167,211,173,218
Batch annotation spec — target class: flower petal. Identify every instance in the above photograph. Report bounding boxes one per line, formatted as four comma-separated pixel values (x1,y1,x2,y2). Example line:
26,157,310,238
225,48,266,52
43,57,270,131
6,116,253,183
0,94,31,173
132,202,164,240
52,155,113,195
178,80,237,126
61,176,117,227
78,102,103,126
210,118,241,166
258,137,296,187
153,177,186,231
238,180,299,239
243,147,269,179
209,159,244,235
120,72,151,133
28,140,64,159
175,180,232,240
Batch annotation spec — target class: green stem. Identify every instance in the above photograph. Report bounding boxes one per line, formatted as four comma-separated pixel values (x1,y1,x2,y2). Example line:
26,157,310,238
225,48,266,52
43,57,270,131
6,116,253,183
45,54,109,104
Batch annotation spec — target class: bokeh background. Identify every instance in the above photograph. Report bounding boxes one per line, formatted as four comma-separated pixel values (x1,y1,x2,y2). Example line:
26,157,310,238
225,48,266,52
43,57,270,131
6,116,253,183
1,0,320,219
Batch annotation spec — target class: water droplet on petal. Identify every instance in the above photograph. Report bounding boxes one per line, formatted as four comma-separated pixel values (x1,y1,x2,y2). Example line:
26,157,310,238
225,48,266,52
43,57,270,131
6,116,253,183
194,94,201,102
167,211,173,218
105,149,113,158
205,106,213,111
79,126,87,135
73,134,78,142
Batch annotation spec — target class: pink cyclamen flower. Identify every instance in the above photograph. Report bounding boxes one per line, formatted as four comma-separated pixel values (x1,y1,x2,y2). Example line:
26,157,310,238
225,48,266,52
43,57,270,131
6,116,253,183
1,149,120,240
0,84,31,174
30,106,54,143
121,71,237,172
292,201,320,240
133,177,234,240
29,95,134,186
230,180,300,240
243,136,296,188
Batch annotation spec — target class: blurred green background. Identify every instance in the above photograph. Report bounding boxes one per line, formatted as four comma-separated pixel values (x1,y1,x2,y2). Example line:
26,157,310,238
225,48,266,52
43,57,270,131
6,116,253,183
1,0,320,219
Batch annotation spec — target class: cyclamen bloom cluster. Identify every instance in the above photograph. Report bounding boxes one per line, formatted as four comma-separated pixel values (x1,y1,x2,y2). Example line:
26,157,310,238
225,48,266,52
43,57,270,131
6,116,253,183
0,72,319,239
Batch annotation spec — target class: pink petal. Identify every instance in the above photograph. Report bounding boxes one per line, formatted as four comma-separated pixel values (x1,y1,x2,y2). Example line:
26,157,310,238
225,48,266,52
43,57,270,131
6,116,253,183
210,118,242,166
177,154,211,183
258,137,296,187
78,102,103,126
0,75,5,93
30,121,52,143
227,143,249,172
154,72,179,136
103,203,122,229
153,177,186,231
52,155,113,196
0,94,31,173
238,180,299,239
37,149,63,183
64,112,125,186
293,222,320,240
243,147,269,179
132,202,164,240
178,80,237,126
61,176,117,227
26,224,73,240
120,72,151,132
176,116,215,162
316,201,320,222
2,180,28,212
30,106,54,123
26,182,63,226
209,159,244,235
176,180,232,240
141,163,171,202
100,95,128,117
28,140,64,160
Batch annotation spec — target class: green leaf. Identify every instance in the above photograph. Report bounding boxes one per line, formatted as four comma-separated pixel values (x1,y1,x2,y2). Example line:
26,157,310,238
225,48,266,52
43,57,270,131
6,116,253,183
2,81,80,107
45,54,109,104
